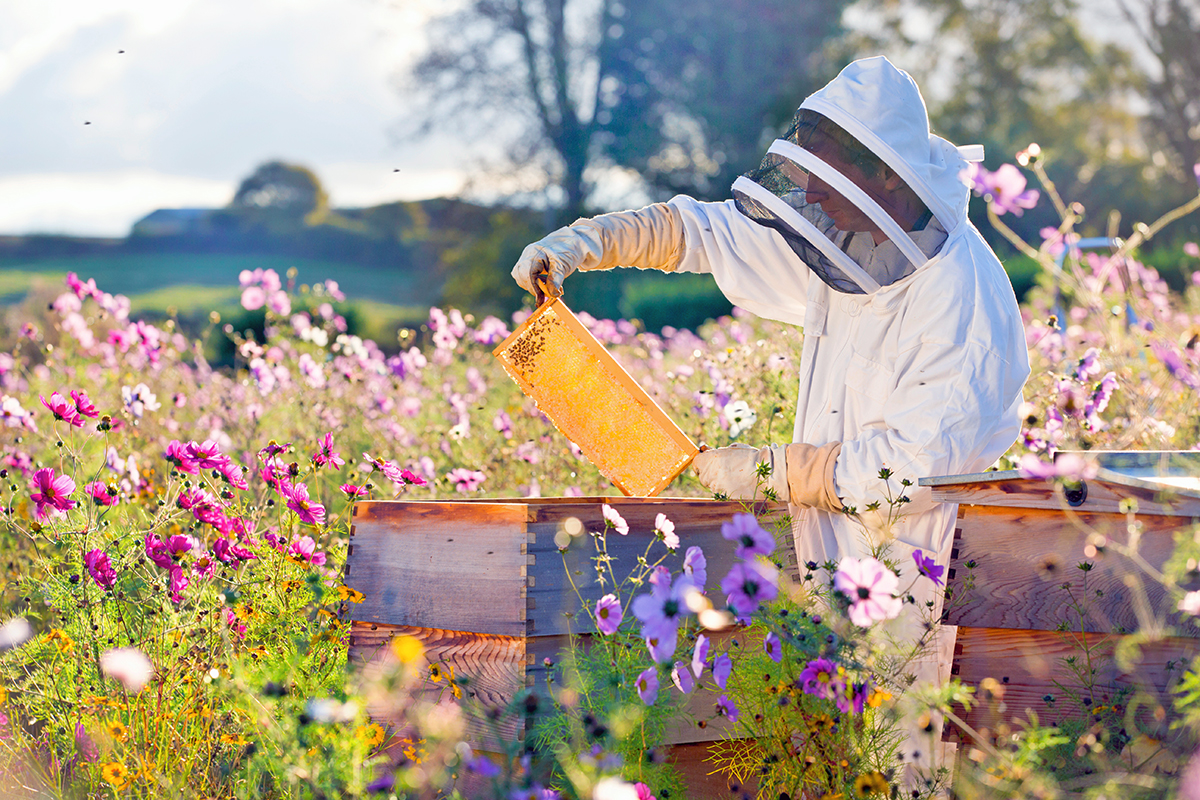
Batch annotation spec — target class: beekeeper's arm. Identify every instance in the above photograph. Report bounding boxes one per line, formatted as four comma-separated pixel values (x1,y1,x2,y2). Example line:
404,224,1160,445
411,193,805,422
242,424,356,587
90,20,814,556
511,204,686,304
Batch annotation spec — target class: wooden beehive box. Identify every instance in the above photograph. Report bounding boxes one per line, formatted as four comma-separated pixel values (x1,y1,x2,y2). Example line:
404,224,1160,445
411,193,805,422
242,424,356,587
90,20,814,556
344,497,792,798
921,453,1200,745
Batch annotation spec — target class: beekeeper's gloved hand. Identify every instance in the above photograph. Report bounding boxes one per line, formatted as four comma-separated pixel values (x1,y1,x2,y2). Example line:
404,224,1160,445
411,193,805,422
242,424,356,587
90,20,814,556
692,442,843,510
511,203,685,305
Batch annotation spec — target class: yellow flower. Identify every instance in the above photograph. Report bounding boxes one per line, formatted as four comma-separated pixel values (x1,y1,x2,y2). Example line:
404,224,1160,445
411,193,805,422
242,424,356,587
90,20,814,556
282,580,303,591
0,686,7,703
429,663,445,683
220,733,249,747
396,737,425,764
106,720,128,743
390,635,424,665
866,689,892,708
233,604,256,620
46,628,74,653
100,762,130,789
853,771,890,797
337,585,365,603
355,723,385,748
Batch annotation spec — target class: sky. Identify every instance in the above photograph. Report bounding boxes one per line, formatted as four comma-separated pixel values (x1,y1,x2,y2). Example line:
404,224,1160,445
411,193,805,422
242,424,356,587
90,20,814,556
0,0,465,237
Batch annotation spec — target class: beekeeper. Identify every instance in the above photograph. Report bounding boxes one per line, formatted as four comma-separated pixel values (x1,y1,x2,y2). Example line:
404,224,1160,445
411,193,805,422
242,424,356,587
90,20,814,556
511,56,1029,776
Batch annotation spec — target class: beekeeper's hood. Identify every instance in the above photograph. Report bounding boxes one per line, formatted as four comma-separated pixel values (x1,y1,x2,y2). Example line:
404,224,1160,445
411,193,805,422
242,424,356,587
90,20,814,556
733,56,983,295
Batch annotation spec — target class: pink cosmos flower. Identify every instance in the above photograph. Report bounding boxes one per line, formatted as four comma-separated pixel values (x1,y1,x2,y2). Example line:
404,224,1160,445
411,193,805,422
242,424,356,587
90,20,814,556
833,557,903,627
595,593,622,635
100,647,154,692
601,504,629,535
340,483,370,498
722,513,773,559
446,468,486,494
144,533,172,569
83,549,117,589
716,694,739,722
634,783,656,800
186,440,229,470
654,513,678,550
218,460,249,490
399,469,428,486
164,440,201,474
40,392,83,427
720,560,779,615
285,483,326,526
70,390,98,418
1179,591,1200,616
635,666,659,705
241,286,266,311
75,722,98,762
29,468,77,520
288,535,327,566
967,162,1040,216
84,481,119,506
168,564,189,603
213,537,256,563
312,432,344,470
1016,452,1098,481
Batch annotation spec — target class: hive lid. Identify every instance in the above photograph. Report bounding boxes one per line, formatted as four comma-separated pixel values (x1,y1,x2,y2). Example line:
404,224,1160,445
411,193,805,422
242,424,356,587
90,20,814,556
493,297,699,497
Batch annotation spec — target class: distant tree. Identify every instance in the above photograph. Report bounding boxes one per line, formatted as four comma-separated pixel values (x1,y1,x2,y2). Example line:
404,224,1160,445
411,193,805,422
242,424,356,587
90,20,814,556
227,161,331,232
403,0,849,222
1116,0,1200,184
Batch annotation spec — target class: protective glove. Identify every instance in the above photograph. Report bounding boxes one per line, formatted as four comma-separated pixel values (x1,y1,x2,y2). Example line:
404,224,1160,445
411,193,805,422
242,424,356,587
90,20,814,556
691,441,843,510
511,202,685,304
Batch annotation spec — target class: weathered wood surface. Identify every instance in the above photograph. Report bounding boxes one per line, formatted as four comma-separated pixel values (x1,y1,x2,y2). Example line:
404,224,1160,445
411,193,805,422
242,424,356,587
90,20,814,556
945,626,1199,743
348,621,525,749
927,475,1200,518
347,502,528,635
943,506,1195,635
525,501,796,636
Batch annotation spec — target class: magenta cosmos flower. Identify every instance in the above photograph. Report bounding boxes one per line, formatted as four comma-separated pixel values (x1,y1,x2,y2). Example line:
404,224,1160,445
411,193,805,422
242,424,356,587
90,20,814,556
797,657,839,700
446,468,485,494
84,481,119,507
833,557,903,627
40,392,84,427
70,390,98,419
285,483,326,526
30,468,77,520
594,593,622,635
83,549,117,589
312,432,344,470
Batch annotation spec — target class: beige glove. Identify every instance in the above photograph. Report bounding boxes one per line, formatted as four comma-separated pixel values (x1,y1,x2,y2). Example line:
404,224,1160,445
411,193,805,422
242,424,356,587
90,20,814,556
511,203,685,304
691,441,843,510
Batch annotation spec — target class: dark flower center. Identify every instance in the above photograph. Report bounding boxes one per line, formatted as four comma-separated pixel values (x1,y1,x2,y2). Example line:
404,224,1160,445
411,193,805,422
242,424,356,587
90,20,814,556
857,586,871,600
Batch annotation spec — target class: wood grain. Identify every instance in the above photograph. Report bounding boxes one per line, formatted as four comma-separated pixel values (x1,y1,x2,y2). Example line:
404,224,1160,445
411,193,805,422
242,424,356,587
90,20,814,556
943,506,1195,635
347,502,528,635
928,476,1200,517
946,626,1199,742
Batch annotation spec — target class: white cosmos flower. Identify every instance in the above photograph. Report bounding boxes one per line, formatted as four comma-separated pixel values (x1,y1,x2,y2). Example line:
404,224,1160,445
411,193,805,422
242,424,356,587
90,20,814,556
723,400,757,437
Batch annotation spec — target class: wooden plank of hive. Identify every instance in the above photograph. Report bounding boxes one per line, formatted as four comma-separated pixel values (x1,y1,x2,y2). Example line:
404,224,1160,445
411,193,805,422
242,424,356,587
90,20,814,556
943,506,1192,635
348,621,526,749
927,475,1200,518
667,740,756,799
944,626,1200,743
347,502,528,636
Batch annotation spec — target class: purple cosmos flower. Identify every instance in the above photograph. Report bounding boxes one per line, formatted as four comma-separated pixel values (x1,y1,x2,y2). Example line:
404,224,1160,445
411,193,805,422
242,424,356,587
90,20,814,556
912,550,945,586
284,482,326,526
833,557,903,627
712,653,732,689
722,513,774,559
1194,163,1200,188
967,163,1040,216
465,754,502,777
692,634,710,678
312,432,344,470
446,468,486,494
1153,341,1200,389
84,481,119,506
683,546,707,592
75,722,98,762
595,594,622,635
715,694,739,722
29,468,77,520
849,681,871,714
632,573,693,640
797,657,839,699
1075,348,1102,382
635,667,659,705
83,549,117,589
671,661,695,694
40,392,83,427
720,560,779,615
645,629,677,662
602,504,629,536
763,631,783,663
654,513,678,550
70,390,98,418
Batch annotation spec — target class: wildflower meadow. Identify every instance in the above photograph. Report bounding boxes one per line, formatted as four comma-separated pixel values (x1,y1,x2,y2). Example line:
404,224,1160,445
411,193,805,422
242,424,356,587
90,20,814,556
2,150,1200,799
